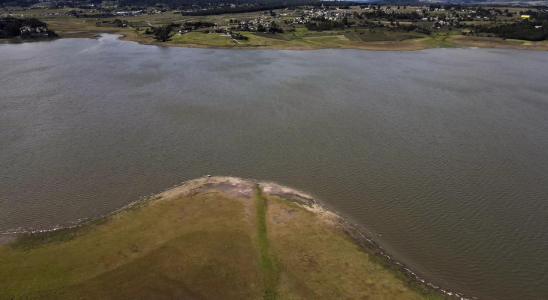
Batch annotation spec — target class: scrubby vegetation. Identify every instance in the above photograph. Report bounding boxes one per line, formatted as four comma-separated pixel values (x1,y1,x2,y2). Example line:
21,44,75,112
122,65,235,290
306,19,345,31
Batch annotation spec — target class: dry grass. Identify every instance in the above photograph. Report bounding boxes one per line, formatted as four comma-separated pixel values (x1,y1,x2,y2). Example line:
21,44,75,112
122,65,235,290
266,194,425,300
0,177,448,299
0,189,261,299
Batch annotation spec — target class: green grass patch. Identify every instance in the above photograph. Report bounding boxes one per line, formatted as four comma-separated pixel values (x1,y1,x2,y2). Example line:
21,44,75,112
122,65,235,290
253,32,294,41
11,228,81,250
254,186,279,300
357,31,393,42
343,31,362,41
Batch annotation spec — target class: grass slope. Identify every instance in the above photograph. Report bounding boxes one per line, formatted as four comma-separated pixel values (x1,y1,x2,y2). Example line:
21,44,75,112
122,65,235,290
0,178,445,299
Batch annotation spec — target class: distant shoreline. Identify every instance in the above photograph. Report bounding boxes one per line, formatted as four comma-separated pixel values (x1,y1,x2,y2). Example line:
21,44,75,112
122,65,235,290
84,30,548,51
5,29,547,52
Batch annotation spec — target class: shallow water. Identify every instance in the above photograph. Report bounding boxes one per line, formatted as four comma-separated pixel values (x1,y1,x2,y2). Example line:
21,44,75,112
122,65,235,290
1,34,547,299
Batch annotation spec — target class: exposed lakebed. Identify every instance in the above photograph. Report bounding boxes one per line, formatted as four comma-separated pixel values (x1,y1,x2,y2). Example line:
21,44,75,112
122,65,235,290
1,34,547,299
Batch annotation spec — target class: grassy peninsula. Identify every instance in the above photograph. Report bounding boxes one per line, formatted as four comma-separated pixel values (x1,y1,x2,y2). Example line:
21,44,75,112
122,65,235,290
0,177,460,300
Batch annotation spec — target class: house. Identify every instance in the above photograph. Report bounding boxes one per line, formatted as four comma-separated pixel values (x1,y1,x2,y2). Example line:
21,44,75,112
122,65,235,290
20,26,49,37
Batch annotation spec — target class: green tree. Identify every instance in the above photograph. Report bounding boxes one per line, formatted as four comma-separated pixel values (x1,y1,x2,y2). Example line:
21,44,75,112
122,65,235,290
2,23,20,37
153,25,172,42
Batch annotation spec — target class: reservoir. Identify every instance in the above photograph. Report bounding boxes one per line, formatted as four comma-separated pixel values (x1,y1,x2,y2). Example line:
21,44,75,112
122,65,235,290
1,34,547,299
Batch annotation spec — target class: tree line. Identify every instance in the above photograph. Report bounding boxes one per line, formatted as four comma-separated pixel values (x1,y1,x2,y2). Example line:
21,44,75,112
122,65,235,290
181,4,291,16
0,0,38,6
472,10,548,41
118,0,314,9
474,20,548,41
0,17,58,38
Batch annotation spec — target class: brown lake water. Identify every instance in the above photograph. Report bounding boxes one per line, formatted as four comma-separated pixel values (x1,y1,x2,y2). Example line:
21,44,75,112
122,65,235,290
1,34,547,299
